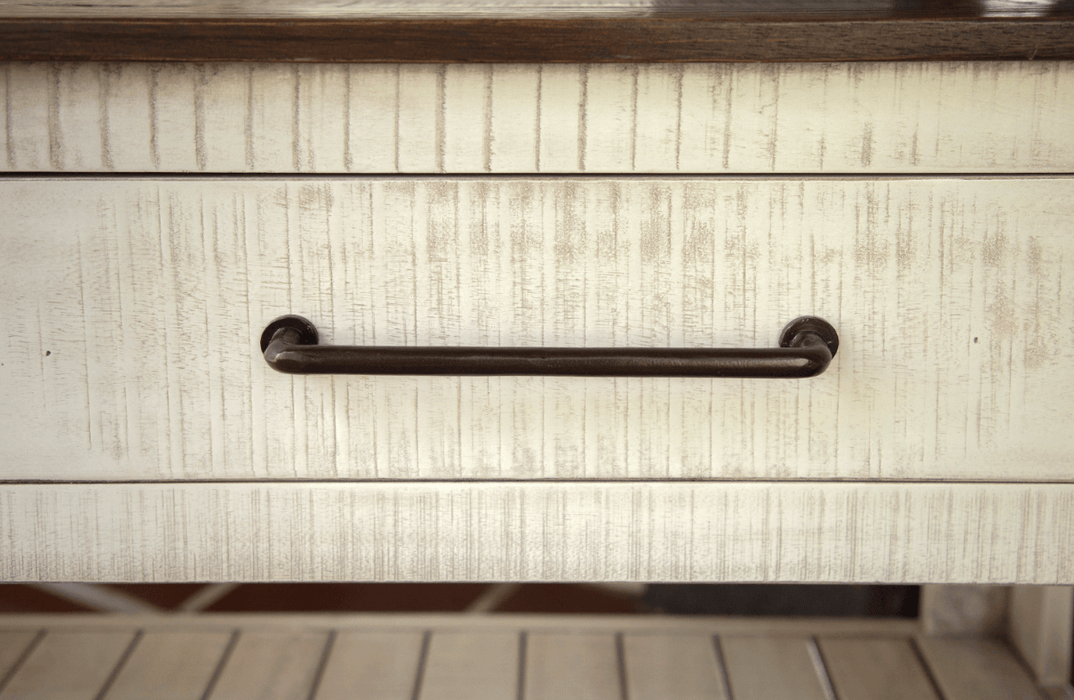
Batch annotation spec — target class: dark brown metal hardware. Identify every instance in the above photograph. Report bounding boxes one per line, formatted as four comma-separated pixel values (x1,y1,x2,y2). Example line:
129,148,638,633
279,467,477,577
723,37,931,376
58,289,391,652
260,316,838,378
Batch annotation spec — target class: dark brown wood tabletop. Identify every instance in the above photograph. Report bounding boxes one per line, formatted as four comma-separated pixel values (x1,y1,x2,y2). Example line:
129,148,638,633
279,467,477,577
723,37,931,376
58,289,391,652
2,0,1073,62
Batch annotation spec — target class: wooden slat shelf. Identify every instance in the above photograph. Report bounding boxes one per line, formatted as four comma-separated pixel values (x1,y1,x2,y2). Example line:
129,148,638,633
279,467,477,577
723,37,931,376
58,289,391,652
0,615,1052,699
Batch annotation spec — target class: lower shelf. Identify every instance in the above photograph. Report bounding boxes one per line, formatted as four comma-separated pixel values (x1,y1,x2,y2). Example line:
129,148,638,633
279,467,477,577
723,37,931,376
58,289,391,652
0,614,1053,700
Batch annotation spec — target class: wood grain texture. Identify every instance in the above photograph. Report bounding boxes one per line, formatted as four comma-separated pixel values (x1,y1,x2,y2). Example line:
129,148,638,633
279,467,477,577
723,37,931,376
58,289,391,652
1008,586,1074,687
3,18,1074,62
1,482,1072,583
916,638,1045,700
205,631,329,700
3,178,1074,482
3,63,1074,173
0,631,136,700
817,638,940,700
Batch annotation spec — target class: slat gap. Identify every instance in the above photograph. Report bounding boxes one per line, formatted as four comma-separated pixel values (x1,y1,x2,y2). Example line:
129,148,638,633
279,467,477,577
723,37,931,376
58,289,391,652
615,631,629,700
0,629,46,695
908,636,952,700
807,636,840,700
198,628,240,700
711,635,735,700
410,630,432,700
516,631,528,700
92,629,144,700
305,629,337,700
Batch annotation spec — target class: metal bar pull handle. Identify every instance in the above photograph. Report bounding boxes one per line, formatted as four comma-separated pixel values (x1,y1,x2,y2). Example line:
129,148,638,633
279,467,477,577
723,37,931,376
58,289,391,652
261,316,839,378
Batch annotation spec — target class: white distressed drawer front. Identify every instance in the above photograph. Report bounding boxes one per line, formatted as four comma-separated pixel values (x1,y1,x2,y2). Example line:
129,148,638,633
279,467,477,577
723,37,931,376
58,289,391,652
2,177,1072,483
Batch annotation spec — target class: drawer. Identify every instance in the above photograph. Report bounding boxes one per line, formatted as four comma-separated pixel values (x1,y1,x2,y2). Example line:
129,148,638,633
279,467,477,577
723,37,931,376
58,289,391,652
3,58,1073,584
3,177,1072,483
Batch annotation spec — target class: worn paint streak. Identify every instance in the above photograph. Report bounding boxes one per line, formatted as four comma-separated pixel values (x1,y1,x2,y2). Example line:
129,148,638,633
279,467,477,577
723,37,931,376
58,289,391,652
46,64,62,169
578,65,588,172
194,65,208,171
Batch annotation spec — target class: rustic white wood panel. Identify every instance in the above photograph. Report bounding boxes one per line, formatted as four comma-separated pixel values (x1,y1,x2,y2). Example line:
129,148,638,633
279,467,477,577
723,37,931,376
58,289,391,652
3,178,1074,482
0,482,1071,583
205,631,328,700
3,63,1073,173
103,631,232,700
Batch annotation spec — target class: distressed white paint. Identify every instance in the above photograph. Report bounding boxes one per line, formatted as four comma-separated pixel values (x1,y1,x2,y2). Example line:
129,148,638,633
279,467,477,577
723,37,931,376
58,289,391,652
4,55,1073,594
0,482,1071,583
3,63,1073,173
2,178,1073,482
